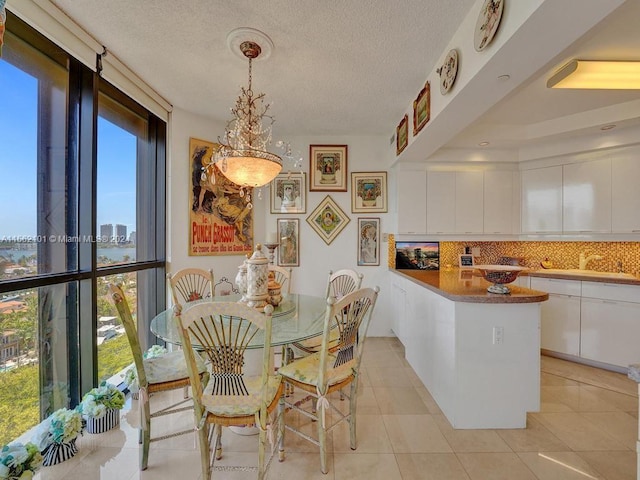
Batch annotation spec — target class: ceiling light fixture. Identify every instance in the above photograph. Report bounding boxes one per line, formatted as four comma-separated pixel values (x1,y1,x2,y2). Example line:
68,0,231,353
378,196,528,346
600,124,616,131
212,30,282,194
547,60,640,89
478,141,490,146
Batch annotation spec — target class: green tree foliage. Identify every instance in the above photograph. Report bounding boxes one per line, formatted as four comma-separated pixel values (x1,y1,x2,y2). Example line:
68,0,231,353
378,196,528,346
0,365,39,446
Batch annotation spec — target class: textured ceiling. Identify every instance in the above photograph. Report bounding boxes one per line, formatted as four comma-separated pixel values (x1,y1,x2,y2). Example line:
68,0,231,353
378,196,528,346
50,0,476,136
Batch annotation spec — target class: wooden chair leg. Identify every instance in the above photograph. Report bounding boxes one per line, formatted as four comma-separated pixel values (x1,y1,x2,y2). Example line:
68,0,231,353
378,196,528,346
349,379,359,450
278,393,286,462
214,424,223,460
317,398,328,474
197,423,211,480
141,401,151,470
258,420,267,480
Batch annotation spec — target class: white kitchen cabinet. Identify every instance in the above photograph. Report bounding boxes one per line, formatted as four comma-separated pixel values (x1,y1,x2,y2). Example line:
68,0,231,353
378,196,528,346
531,277,581,356
521,166,563,233
426,171,455,234
390,276,407,345
580,297,640,368
455,171,484,234
484,170,514,234
397,169,427,234
612,157,640,233
563,159,611,233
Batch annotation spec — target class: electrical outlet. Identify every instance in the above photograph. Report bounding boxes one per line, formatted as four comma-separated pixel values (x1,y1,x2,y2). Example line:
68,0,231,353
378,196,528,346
493,326,504,345
472,247,481,257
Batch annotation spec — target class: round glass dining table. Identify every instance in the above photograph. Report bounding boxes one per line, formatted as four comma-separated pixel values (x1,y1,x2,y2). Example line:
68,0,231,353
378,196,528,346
150,293,328,348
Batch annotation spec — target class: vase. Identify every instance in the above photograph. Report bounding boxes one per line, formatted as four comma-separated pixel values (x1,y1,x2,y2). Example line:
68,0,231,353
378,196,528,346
42,438,77,466
86,408,120,434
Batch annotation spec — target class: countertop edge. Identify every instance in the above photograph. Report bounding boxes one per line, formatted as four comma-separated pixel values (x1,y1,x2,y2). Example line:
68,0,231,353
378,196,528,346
391,269,549,304
526,271,640,285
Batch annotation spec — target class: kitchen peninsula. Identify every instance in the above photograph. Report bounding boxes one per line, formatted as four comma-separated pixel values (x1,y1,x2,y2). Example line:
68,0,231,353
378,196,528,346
390,268,548,429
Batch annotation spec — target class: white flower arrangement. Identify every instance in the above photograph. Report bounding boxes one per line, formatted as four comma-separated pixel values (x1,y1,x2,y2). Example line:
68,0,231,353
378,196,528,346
0,442,42,480
78,383,125,419
31,408,83,451
123,345,168,393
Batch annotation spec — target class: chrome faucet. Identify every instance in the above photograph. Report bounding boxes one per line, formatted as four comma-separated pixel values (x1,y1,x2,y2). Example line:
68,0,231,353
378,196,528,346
579,252,603,270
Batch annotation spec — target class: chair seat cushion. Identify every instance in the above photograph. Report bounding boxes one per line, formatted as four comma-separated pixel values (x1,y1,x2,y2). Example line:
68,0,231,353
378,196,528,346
277,351,355,389
145,350,206,385
201,375,282,417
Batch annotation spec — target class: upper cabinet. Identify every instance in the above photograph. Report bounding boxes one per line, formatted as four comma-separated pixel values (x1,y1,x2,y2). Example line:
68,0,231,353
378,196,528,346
562,159,611,233
397,169,427,235
612,157,640,233
484,171,515,234
455,171,484,234
426,171,455,234
521,166,563,234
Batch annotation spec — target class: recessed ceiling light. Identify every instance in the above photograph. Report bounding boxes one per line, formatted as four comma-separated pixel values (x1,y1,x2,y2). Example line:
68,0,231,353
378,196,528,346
497,75,510,81
478,141,490,146
600,124,616,131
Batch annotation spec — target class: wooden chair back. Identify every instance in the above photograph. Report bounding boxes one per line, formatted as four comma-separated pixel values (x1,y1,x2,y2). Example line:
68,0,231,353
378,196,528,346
167,268,214,304
325,269,363,301
268,265,292,295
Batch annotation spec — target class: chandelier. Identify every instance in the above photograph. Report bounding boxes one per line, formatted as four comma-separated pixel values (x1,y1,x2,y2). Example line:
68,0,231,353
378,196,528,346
213,34,282,190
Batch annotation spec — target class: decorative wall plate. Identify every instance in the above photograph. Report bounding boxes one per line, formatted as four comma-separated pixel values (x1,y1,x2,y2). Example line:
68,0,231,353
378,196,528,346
436,49,459,94
474,0,504,52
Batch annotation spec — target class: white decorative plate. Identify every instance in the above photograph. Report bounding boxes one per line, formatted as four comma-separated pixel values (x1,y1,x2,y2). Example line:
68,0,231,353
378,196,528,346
474,0,504,52
437,49,459,95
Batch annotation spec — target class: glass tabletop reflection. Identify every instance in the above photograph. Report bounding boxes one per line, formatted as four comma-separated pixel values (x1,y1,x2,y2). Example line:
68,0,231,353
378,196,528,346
150,293,328,348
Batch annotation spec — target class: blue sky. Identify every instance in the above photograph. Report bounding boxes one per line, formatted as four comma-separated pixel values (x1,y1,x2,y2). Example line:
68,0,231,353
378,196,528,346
0,58,136,238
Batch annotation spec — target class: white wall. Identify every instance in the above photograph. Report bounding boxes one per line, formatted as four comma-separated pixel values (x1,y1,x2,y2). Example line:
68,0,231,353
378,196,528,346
169,108,394,336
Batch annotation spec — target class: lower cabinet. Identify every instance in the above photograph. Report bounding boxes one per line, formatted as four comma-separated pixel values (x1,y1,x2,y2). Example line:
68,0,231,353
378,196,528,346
580,296,640,368
540,294,581,356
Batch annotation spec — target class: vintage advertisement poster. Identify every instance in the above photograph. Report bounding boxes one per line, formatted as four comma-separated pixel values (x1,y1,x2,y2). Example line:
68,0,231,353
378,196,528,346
189,137,253,256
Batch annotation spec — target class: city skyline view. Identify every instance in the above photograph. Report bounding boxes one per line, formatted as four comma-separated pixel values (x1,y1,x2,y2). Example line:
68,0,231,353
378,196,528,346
0,60,137,239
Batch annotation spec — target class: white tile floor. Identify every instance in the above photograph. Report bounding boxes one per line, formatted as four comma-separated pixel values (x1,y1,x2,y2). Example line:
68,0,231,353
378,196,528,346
32,338,638,479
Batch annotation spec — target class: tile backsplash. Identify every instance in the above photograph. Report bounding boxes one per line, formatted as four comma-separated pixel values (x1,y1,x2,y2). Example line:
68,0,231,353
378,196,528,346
388,236,640,275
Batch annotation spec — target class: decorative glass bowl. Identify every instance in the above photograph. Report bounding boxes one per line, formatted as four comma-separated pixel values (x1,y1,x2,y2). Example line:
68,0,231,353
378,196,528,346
475,265,528,294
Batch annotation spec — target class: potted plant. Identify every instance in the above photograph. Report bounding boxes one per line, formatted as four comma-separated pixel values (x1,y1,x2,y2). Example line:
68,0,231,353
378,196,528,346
0,441,43,479
123,345,168,399
78,382,125,434
32,408,83,466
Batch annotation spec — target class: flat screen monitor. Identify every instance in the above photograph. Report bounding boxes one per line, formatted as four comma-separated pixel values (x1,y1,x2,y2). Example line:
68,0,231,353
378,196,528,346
395,241,440,270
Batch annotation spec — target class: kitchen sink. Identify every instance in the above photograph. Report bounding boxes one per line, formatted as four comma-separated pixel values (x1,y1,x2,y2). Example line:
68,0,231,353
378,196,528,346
536,269,636,279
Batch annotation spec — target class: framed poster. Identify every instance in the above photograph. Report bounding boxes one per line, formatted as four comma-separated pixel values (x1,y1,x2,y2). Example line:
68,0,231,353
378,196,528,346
306,195,351,245
395,241,440,270
309,145,348,191
396,115,408,155
351,171,387,213
188,137,253,256
270,172,306,213
277,218,300,267
357,218,380,266
413,81,430,135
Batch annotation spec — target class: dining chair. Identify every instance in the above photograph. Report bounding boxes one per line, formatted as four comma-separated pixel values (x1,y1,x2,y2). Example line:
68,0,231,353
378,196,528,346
108,283,209,471
167,267,214,304
277,287,379,474
268,265,292,295
289,269,363,356
175,301,285,480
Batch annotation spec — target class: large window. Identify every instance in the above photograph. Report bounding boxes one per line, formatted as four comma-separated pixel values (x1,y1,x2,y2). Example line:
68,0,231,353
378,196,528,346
0,12,166,445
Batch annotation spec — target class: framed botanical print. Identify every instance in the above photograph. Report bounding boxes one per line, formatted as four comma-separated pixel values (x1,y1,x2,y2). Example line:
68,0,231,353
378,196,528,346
277,218,300,267
413,81,430,135
309,144,348,191
270,172,306,213
357,217,380,266
351,171,387,213
306,195,351,245
396,115,408,155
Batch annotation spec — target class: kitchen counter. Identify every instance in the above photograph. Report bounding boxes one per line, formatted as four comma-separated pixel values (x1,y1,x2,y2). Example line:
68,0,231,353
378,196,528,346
526,269,640,285
390,267,545,429
392,268,549,303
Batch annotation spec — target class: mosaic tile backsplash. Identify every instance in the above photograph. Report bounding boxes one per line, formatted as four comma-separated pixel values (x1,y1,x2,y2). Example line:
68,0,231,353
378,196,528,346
388,235,640,276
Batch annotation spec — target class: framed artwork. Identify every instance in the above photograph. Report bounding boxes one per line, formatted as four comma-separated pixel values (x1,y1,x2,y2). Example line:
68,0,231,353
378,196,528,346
309,145,348,191
306,195,351,245
351,171,387,213
270,172,306,213
188,137,253,256
474,0,504,52
357,217,380,266
459,254,475,269
396,115,408,155
395,241,440,270
413,81,430,135
277,218,300,267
